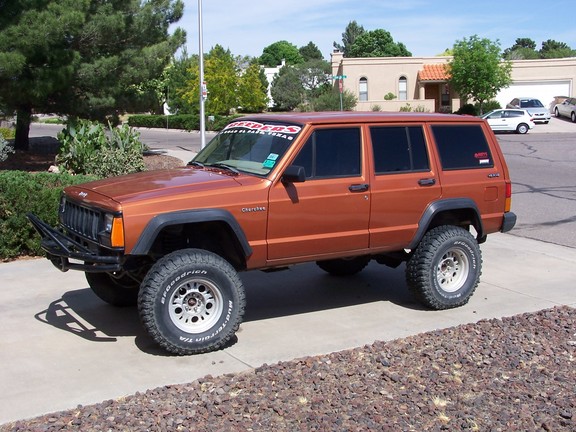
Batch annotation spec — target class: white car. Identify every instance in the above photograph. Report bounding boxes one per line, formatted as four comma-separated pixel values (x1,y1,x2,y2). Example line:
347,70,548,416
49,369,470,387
481,109,535,134
554,97,576,123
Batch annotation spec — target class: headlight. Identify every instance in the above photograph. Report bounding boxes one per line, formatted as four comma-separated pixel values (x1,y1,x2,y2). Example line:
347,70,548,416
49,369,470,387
99,213,125,248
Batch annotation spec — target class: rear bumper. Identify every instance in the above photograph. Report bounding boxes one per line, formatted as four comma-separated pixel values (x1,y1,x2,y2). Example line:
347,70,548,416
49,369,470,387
501,212,517,233
27,213,123,273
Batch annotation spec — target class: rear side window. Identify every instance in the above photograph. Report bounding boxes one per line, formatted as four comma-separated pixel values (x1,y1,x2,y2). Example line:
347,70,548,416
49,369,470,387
292,128,361,178
431,125,494,170
370,126,429,174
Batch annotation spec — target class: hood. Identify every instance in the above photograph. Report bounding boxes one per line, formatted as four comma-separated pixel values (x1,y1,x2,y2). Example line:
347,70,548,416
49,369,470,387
66,167,249,205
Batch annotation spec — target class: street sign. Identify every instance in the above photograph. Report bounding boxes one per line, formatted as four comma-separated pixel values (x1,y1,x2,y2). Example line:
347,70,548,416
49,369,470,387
332,75,347,80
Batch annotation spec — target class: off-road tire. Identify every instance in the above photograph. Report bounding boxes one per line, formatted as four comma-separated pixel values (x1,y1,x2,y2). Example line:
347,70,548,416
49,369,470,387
316,256,370,276
406,225,482,310
138,249,246,355
86,272,140,307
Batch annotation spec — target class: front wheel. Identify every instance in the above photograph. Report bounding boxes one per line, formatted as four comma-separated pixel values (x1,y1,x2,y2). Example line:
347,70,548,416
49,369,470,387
406,226,482,310
516,123,529,134
138,249,246,355
571,112,576,123
555,107,560,117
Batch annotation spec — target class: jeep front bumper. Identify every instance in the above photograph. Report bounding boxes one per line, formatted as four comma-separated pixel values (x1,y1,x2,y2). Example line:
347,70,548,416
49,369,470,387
27,213,123,273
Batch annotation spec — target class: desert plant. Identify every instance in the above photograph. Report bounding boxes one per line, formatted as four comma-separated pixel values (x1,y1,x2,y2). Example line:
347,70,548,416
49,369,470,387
384,92,397,100
0,135,14,162
57,120,144,177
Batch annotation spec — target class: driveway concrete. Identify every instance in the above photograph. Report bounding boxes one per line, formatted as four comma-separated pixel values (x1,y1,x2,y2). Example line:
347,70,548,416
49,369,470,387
1,233,575,424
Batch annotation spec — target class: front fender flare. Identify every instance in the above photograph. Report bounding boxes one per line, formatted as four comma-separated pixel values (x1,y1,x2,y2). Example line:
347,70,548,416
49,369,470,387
130,209,252,257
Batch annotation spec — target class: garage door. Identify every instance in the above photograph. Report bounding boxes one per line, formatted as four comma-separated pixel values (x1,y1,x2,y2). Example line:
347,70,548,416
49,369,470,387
496,81,571,112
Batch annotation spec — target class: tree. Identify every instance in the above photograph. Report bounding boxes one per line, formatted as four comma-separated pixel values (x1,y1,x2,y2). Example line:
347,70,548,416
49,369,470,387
259,41,303,67
0,0,185,150
183,45,238,116
237,63,269,113
448,35,512,114
348,29,411,57
333,21,365,57
503,38,539,60
294,59,332,99
312,89,357,111
270,66,305,111
540,39,576,59
299,42,324,61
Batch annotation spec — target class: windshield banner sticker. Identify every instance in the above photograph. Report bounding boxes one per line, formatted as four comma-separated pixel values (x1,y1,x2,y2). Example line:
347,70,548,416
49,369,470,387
223,121,301,140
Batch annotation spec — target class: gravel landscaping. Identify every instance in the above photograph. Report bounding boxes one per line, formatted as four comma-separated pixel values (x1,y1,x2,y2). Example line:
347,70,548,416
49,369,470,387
2,306,575,432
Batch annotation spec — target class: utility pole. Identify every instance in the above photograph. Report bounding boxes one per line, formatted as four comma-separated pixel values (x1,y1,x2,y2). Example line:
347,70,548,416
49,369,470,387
198,0,206,149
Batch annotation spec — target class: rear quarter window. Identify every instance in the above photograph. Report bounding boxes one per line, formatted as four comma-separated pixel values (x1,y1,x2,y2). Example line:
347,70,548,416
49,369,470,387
431,124,494,170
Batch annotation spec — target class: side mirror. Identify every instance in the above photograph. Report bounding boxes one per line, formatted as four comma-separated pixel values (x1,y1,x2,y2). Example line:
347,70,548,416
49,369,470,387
282,165,306,183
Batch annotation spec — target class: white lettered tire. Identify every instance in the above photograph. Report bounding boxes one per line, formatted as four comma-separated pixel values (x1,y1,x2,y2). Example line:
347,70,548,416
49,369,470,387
406,226,482,309
138,249,246,355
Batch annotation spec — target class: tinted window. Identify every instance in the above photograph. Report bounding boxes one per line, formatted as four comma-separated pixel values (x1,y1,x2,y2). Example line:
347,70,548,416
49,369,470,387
293,128,361,178
431,125,494,170
370,126,429,174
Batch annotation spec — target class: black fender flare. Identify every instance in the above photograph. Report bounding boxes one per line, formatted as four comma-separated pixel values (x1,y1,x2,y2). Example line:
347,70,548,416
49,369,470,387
130,209,252,257
408,198,483,250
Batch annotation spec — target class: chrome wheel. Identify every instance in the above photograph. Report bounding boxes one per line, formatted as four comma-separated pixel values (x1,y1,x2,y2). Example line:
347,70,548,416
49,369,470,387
436,247,469,293
168,278,224,333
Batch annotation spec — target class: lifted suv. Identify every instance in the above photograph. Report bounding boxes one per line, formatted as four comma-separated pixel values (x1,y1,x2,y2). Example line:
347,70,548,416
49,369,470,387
29,112,516,355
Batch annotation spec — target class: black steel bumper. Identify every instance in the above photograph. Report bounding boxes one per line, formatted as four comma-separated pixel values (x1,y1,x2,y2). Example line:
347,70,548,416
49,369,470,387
27,213,123,273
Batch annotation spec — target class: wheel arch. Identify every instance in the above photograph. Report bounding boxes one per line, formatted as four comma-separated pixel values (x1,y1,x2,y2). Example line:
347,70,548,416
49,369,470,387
130,209,252,270
408,199,484,250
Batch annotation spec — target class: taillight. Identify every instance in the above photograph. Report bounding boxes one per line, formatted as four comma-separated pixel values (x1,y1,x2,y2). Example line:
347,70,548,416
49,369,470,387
505,181,512,212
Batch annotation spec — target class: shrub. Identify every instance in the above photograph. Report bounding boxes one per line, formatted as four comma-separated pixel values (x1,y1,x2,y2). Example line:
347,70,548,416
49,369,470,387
56,120,145,177
0,127,15,139
127,114,236,131
455,104,478,116
371,105,382,112
384,92,397,100
0,171,96,259
477,100,501,114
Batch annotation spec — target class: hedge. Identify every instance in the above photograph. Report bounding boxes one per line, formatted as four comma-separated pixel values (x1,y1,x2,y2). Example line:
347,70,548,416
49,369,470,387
127,114,241,132
0,171,97,260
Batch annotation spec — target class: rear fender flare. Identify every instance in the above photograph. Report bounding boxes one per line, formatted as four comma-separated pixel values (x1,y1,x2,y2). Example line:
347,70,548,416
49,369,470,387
408,199,483,250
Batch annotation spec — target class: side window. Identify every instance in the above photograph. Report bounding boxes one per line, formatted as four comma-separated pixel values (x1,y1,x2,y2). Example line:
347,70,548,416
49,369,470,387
431,125,494,170
399,76,408,100
293,128,361,179
370,126,429,174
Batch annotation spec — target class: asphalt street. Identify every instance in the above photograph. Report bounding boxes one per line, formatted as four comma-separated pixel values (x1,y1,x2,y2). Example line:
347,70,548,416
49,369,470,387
0,116,572,425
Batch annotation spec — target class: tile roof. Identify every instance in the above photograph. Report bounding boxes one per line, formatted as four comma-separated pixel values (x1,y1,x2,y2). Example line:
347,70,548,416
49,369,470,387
418,64,450,81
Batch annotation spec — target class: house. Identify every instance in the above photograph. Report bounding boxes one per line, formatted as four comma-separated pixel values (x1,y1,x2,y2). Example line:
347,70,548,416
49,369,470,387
330,50,576,113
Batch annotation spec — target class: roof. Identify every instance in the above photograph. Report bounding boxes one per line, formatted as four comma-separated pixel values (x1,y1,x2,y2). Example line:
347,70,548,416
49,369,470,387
238,111,480,126
418,64,450,82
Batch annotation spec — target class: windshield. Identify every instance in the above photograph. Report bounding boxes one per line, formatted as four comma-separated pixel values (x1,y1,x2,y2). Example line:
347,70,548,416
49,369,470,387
192,120,303,176
520,99,544,108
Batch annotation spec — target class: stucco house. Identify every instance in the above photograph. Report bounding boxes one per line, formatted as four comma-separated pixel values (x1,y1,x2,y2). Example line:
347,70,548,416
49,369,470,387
330,50,576,113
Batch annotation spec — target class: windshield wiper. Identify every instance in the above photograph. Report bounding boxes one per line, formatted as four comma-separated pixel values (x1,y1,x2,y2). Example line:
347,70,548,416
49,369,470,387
206,163,240,175
187,161,205,168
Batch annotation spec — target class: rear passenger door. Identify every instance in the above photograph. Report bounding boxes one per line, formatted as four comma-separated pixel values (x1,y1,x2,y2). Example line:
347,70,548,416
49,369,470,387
368,125,442,250
266,126,370,262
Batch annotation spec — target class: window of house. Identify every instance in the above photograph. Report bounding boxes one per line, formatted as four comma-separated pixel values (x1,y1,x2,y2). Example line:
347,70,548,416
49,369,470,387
359,77,368,101
292,128,361,178
399,76,407,100
431,125,494,170
370,126,429,174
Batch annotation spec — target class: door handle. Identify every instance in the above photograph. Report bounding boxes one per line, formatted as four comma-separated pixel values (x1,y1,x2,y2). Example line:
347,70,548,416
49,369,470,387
418,178,436,186
349,183,369,192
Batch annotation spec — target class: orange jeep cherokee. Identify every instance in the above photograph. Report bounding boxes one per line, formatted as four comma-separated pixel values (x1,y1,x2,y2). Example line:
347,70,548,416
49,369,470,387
29,112,516,355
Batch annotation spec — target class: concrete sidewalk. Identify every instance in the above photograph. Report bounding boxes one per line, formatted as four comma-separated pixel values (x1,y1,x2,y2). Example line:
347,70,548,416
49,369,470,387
1,233,575,425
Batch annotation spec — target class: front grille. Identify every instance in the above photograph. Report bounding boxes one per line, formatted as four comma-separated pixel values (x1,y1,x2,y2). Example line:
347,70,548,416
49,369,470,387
60,200,102,242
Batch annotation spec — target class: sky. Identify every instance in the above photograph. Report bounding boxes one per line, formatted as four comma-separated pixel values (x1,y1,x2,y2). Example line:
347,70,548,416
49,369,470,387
174,0,576,60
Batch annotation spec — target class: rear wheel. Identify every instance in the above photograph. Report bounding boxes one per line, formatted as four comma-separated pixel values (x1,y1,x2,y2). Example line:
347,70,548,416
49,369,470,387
555,107,560,117
406,226,481,310
86,272,140,307
571,112,576,123
316,256,370,276
516,123,529,134
138,249,245,355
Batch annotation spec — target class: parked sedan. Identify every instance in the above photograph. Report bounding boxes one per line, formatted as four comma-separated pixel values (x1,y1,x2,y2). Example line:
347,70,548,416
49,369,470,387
481,109,535,134
554,97,576,122
506,97,551,123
